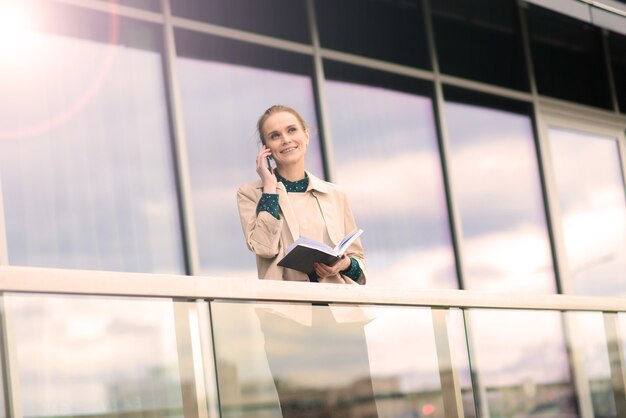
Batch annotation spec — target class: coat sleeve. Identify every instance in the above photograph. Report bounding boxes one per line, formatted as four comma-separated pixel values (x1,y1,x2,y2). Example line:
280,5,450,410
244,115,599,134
237,185,283,259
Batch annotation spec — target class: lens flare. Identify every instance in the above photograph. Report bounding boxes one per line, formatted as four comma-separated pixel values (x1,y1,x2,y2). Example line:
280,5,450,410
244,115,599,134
422,404,436,415
0,0,120,140
0,1,36,59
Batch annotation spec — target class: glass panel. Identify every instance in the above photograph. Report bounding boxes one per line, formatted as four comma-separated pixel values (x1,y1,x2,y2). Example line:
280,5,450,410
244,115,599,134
323,63,456,288
171,0,309,43
211,301,446,418
527,4,612,110
431,0,529,91
444,92,555,292
467,309,577,417
0,2,183,273
548,128,626,295
5,293,184,417
175,30,323,278
609,31,626,114
314,0,431,70
566,312,616,418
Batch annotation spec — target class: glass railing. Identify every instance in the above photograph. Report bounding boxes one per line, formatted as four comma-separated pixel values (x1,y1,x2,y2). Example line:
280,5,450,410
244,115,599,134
1,266,625,418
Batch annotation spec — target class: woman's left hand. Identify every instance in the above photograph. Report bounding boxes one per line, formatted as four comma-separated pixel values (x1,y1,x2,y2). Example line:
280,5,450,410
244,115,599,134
313,256,351,279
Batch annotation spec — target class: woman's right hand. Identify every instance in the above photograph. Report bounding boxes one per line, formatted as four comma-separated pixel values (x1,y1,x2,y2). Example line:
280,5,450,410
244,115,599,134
256,146,278,194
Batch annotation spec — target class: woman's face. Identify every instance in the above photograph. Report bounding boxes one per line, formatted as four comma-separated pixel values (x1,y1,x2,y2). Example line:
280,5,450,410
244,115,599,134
262,111,309,168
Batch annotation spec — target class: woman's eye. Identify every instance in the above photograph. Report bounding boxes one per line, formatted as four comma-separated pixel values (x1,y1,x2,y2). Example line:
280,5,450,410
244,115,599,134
288,127,296,133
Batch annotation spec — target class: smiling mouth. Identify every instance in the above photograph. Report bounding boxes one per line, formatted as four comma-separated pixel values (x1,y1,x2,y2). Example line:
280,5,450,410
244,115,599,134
280,146,298,154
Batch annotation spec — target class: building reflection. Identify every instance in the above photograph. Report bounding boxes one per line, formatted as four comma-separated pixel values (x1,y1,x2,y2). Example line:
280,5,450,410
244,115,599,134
218,361,444,418
106,367,184,417
218,357,586,418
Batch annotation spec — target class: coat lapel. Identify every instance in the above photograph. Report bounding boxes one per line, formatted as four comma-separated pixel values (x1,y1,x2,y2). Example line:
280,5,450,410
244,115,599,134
277,183,300,242
309,173,343,246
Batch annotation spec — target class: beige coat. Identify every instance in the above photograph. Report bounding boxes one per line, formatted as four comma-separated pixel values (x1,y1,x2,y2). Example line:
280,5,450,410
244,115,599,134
237,172,366,284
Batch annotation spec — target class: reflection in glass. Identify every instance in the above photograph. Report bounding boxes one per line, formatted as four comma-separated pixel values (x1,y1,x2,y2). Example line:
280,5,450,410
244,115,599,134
445,101,555,292
467,309,577,417
566,312,616,417
210,301,446,418
5,294,184,417
549,128,626,295
314,0,430,69
0,15,183,273
609,31,626,113
176,52,323,278
431,0,529,91
171,0,309,43
325,79,456,288
527,4,612,110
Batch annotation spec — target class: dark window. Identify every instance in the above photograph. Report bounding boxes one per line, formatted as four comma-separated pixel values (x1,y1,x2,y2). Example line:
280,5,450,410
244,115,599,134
609,31,626,114
175,28,312,75
431,0,529,91
324,60,433,97
526,4,612,110
171,0,310,43
314,0,430,70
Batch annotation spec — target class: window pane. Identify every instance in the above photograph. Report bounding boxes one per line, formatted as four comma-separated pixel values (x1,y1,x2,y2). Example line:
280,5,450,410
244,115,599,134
0,3,183,273
175,30,323,278
444,91,555,292
171,0,309,43
609,31,626,114
431,0,529,91
566,312,616,418
210,301,447,417
324,63,456,288
467,309,577,417
5,294,184,417
314,0,430,70
548,128,626,295
527,4,612,110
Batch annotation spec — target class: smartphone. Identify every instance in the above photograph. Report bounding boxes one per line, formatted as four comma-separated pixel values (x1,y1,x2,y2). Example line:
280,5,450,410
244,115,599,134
265,156,275,172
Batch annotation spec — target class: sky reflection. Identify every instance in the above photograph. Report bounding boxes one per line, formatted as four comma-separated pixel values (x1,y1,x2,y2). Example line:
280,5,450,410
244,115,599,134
325,79,456,288
0,30,183,273
7,294,182,417
445,102,555,292
549,128,626,296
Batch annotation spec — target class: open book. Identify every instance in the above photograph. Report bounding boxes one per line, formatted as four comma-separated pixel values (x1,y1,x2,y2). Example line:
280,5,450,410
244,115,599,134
277,229,364,274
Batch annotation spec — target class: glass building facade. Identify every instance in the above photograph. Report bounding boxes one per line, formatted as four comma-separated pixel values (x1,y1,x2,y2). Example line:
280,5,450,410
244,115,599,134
0,0,625,417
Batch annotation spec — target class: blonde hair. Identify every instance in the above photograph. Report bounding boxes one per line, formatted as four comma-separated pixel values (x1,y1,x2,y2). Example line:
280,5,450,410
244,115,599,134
257,105,309,145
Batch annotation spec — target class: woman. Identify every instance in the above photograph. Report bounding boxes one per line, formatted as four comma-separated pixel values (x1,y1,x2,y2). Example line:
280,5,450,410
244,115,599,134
235,105,377,417
237,104,366,284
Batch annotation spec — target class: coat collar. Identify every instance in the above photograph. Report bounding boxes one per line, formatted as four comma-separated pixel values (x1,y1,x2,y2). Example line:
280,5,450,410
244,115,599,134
253,171,336,244
252,171,330,193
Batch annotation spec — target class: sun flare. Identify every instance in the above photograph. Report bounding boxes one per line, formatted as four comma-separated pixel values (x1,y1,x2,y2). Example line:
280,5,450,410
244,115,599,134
0,1,37,61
